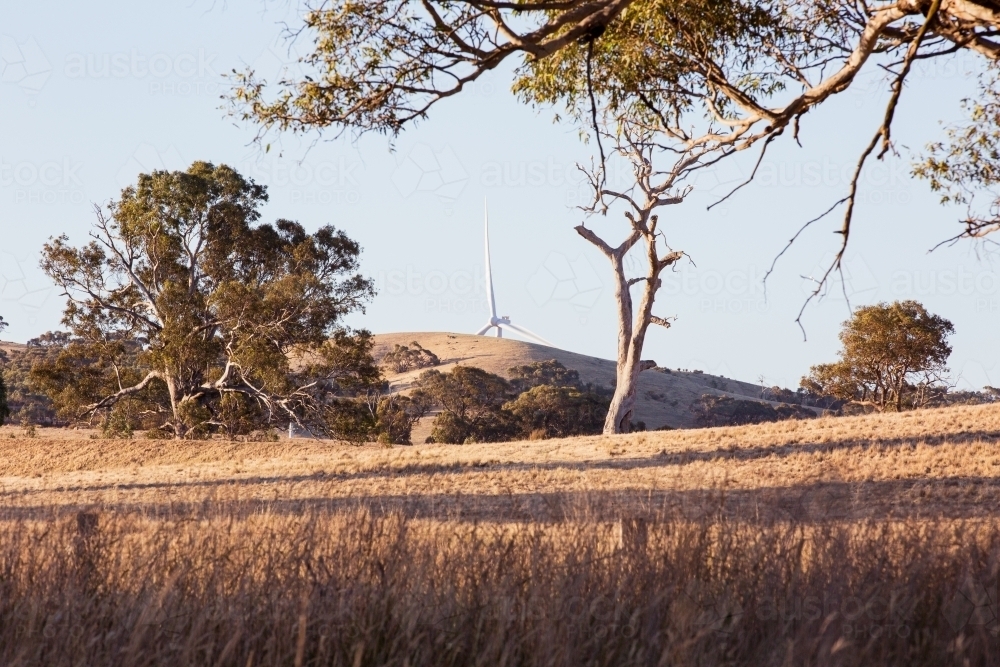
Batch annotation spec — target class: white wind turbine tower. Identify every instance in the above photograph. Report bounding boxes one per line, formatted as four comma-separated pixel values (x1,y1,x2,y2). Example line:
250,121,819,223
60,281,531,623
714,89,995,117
475,199,552,346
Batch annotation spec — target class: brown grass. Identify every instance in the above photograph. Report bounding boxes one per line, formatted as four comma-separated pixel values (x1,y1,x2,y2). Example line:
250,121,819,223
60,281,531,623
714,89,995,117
1,402,999,664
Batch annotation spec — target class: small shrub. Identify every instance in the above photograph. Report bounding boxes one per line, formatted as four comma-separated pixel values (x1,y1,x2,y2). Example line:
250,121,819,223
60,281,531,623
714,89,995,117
381,342,440,373
692,394,816,428
101,405,135,439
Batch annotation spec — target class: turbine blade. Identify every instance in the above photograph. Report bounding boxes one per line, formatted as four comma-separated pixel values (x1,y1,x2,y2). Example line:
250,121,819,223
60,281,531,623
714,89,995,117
475,323,493,336
500,322,553,347
484,197,497,319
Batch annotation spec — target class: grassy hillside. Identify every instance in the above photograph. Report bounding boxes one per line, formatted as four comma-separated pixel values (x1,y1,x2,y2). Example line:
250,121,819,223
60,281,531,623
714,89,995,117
0,340,25,356
373,332,782,434
2,402,998,522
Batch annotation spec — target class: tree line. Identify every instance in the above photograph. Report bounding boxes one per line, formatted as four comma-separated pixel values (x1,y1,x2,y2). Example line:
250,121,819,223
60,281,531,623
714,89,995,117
4,251,995,438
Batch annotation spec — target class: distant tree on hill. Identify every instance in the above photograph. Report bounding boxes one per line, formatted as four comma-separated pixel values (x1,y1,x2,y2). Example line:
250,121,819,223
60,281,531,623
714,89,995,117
762,385,842,411
0,332,69,427
328,388,433,445
508,359,584,393
802,301,955,413
504,384,609,440
39,161,378,439
418,366,517,444
419,361,612,443
692,395,815,428
505,359,610,439
380,342,440,373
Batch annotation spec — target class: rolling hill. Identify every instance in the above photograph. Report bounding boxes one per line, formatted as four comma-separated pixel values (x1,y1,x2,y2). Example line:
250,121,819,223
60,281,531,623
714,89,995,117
373,331,787,435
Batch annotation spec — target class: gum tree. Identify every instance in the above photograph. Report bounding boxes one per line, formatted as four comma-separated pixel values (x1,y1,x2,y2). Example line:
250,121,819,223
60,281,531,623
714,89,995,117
228,0,1000,431
802,300,955,412
41,161,378,438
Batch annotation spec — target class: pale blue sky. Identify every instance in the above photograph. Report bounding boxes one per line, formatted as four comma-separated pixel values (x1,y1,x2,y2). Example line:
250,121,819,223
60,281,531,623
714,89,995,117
1,1,997,391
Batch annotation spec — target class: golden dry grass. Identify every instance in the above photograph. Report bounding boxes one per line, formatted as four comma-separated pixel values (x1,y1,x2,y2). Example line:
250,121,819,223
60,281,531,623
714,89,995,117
1,402,999,665
3,402,999,522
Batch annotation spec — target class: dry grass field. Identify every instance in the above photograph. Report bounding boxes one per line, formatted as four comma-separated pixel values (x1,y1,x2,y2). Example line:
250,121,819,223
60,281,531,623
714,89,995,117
1,401,1000,665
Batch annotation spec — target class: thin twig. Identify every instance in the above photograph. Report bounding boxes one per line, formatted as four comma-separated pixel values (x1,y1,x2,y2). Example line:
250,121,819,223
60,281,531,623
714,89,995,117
586,39,607,195
707,129,782,211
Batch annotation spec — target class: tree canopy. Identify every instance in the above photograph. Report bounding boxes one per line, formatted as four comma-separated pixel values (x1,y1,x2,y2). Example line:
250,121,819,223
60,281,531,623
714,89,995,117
802,300,955,413
228,1,1000,140
417,360,610,443
40,161,378,438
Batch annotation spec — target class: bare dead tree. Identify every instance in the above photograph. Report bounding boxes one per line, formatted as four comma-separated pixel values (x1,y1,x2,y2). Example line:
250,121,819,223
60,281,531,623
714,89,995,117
576,117,741,433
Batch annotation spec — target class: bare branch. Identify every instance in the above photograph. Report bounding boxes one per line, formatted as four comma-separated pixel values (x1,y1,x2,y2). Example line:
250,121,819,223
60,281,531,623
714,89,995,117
78,370,162,418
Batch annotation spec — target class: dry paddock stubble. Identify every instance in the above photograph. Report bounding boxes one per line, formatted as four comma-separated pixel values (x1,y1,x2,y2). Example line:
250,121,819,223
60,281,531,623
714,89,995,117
0,508,998,667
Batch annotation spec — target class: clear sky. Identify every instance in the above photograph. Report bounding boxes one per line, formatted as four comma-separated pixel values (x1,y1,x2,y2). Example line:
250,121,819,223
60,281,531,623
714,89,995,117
1,1,997,391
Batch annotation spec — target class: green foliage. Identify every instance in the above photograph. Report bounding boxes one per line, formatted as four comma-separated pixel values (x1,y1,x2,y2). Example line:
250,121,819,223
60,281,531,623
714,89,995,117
420,361,611,444
325,389,432,445
503,384,609,440
508,359,585,393
914,72,1000,240
224,0,823,139
514,0,792,124
419,366,517,444
1,333,74,426
380,342,440,373
802,301,955,413
373,391,432,445
39,161,377,438
29,333,160,427
101,403,135,439
692,394,815,428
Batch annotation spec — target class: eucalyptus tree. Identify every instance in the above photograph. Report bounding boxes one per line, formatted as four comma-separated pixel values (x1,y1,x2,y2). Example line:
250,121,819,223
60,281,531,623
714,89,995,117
41,161,378,438
802,300,955,412
228,0,1000,431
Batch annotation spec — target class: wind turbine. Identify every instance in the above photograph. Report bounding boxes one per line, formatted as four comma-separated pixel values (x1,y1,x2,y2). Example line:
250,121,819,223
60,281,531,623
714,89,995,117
475,199,553,346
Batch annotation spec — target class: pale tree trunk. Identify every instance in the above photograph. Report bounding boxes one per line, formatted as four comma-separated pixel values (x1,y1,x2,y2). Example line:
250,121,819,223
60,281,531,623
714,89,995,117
164,374,186,438
573,117,714,434
604,249,638,433
578,213,682,435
